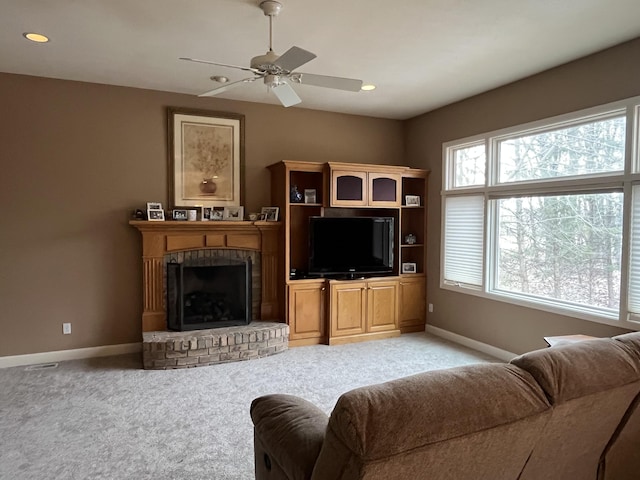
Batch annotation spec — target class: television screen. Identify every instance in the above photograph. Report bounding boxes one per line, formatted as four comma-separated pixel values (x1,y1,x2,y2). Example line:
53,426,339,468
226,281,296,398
309,216,394,276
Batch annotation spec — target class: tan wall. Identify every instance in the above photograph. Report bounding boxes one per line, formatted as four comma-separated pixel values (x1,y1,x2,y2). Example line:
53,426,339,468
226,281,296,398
0,73,404,357
405,37,640,355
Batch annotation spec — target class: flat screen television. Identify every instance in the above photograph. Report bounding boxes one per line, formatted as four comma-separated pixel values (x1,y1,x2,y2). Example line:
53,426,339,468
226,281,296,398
309,216,394,277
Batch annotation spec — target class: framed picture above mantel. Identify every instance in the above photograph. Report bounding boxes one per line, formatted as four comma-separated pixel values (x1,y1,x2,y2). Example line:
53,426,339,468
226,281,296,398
167,107,245,209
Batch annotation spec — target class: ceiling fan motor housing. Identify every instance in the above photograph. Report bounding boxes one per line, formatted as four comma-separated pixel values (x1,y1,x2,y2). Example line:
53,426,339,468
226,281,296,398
250,51,285,74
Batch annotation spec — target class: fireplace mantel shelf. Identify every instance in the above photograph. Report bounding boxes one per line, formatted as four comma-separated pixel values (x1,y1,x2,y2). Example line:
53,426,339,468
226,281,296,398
129,220,281,232
130,220,282,333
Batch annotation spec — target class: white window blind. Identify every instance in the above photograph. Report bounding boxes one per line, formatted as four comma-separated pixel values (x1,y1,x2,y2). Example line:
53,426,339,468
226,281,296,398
443,195,484,287
628,185,640,316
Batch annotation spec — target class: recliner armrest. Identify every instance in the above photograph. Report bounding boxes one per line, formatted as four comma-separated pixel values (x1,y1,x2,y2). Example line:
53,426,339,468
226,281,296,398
251,394,329,480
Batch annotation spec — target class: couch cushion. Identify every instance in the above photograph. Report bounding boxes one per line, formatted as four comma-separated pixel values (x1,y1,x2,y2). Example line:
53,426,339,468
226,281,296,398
311,363,551,480
511,337,640,480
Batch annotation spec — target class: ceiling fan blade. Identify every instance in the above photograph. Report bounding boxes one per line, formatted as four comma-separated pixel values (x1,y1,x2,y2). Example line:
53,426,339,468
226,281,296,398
198,77,258,97
180,57,262,74
294,73,363,92
273,46,316,72
271,82,301,107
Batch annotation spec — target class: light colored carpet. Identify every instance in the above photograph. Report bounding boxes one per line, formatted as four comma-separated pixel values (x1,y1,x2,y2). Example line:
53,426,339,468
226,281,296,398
0,333,499,480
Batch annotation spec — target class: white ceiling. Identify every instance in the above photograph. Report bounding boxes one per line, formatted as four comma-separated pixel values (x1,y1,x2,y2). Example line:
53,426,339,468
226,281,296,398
2,0,640,120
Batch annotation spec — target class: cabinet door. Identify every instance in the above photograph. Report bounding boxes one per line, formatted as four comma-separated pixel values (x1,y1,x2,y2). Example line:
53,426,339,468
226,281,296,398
288,282,326,340
366,279,399,332
368,173,402,207
330,281,367,337
331,170,367,206
399,277,426,329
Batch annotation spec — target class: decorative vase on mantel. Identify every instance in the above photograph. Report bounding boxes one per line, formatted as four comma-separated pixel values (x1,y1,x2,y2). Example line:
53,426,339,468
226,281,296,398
200,178,217,194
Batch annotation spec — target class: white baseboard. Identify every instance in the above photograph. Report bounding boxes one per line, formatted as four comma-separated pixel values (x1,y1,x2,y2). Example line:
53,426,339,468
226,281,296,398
426,325,517,362
0,343,142,369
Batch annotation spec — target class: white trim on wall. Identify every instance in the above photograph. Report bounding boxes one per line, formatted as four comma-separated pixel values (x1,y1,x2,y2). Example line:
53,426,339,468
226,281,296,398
426,325,518,362
0,343,141,369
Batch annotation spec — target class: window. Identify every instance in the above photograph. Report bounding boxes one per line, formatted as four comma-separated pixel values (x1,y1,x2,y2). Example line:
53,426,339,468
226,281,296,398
442,98,640,328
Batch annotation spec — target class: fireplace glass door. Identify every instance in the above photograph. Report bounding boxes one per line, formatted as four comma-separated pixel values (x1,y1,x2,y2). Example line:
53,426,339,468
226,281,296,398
167,259,252,331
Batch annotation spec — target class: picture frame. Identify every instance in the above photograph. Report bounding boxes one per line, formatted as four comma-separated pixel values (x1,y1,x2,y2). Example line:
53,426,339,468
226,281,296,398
210,208,224,221
261,206,279,222
146,202,163,210
172,209,188,221
223,206,244,221
401,262,417,274
147,209,165,221
202,206,213,221
304,189,317,204
405,195,420,206
168,107,245,209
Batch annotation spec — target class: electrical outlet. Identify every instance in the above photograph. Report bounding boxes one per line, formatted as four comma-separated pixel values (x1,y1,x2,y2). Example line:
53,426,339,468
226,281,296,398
62,323,72,335
428,303,434,313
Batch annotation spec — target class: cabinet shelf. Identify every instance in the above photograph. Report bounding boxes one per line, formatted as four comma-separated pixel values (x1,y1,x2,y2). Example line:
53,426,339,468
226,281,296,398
290,203,323,208
400,243,424,248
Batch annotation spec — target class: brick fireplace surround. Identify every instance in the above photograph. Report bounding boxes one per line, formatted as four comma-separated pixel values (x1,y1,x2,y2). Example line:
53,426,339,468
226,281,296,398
130,220,286,369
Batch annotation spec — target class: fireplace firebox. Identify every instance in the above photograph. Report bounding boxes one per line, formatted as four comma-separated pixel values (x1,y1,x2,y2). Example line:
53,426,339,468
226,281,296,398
167,258,252,331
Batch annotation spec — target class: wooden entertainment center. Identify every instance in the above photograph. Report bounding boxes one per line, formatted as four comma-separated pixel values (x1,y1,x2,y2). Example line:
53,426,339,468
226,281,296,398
268,160,429,346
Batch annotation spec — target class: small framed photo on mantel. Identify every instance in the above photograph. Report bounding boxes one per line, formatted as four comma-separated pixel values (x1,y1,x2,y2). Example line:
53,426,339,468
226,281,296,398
146,202,165,221
223,206,244,221
261,206,279,221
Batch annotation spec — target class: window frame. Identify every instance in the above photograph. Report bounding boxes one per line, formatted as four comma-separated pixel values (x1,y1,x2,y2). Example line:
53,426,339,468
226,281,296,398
441,96,640,330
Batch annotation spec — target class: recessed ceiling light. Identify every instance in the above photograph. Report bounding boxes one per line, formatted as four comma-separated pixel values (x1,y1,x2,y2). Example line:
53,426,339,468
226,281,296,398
23,32,50,43
361,84,376,91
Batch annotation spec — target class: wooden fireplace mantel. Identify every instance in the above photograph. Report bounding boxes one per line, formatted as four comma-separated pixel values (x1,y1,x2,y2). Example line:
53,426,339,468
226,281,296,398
130,220,282,332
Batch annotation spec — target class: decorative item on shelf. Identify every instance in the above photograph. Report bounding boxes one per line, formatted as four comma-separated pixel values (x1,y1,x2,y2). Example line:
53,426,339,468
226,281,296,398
304,189,317,204
146,202,164,221
187,209,198,221
147,209,165,221
132,209,146,220
290,184,303,203
223,206,244,221
261,206,280,221
405,195,420,206
402,262,417,274
404,233,417,245
172,209,188,221
211,208,224,220
202,207,212,221
248,213,259,221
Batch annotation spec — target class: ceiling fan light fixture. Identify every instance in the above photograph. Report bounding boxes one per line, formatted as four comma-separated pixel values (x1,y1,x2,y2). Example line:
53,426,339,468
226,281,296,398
23,32,50,43
361,84,376,91
210,75,229,83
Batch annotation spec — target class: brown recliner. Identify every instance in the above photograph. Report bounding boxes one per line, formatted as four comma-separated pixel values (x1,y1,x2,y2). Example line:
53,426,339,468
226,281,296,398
250,332,640,480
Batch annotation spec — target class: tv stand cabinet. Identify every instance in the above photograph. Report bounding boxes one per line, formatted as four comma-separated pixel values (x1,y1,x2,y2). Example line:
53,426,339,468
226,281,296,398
268,160,429,346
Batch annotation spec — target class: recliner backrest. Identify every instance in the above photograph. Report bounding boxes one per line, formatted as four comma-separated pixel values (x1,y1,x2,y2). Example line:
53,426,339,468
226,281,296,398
510,337,640,480
599,332,640,480
311,363,551,480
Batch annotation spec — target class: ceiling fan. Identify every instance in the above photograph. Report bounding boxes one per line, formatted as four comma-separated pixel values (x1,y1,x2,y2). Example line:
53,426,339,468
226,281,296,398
180,0,363,107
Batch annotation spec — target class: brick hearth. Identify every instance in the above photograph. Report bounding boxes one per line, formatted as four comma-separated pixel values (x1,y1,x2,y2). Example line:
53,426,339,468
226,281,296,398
142,322,289,370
